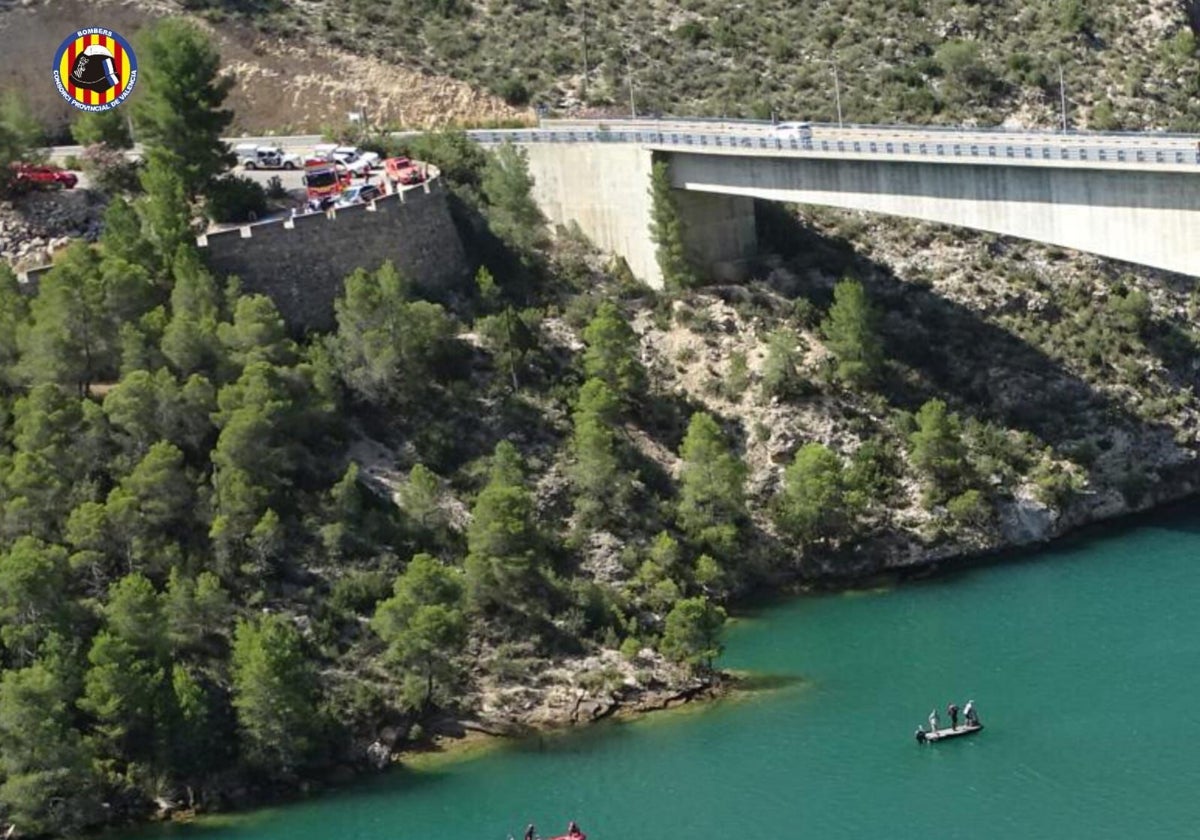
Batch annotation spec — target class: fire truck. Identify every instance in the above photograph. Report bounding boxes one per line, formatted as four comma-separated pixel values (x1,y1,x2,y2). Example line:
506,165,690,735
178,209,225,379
302,158,351,207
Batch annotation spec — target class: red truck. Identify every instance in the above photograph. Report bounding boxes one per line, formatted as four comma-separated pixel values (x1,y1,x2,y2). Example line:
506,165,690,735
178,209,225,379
383,156,426,191
9,162,78,190
301,158,352,208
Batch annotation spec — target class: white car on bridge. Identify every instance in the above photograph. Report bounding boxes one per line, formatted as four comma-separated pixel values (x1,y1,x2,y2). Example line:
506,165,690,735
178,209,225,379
773,122,813,147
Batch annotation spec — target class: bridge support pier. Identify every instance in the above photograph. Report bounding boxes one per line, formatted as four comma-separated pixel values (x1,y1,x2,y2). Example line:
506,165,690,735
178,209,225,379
522,143,758,289
675,190,757,283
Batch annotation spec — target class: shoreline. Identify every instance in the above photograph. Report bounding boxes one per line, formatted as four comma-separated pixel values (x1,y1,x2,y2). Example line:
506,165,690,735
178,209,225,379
104,493,1200,837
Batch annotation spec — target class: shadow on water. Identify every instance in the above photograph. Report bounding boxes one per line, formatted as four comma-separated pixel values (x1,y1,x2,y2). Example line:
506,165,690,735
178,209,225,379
121,766,457,840
732,671,806,693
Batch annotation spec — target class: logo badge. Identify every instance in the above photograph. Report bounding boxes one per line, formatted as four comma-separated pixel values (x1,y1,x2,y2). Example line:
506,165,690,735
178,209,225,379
52,28,138,112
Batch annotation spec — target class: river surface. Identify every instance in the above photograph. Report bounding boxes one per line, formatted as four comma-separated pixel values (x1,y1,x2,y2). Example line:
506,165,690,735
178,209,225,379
135,510,1200,840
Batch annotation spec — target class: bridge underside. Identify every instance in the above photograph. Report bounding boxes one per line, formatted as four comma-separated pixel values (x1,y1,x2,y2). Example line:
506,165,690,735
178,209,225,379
667,151,1200,279
521,143,1200,288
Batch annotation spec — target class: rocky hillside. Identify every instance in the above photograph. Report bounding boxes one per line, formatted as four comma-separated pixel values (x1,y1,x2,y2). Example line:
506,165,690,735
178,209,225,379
614,210,1199,578
114,0,1200,130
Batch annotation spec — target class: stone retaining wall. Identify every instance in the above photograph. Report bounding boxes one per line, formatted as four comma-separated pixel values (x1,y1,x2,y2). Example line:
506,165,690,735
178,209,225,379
19,181,472,334
200,182,470,332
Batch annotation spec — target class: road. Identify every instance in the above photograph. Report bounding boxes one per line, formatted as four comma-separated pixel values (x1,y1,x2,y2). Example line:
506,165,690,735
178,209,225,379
46,118,1200,183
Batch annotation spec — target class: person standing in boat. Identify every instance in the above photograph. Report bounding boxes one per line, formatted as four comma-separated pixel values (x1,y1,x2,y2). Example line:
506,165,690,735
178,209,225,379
947,702,959,730
964,700,978,726
914,727,927,744
524,824,536,840
928,709,938,734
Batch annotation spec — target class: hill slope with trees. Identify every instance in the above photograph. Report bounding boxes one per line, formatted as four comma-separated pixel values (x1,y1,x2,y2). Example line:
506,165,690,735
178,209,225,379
2,5,1200,838
173,0,1200,131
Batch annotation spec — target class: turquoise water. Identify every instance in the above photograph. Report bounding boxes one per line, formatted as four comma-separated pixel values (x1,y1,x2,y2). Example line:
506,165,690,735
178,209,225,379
139,511,1200,839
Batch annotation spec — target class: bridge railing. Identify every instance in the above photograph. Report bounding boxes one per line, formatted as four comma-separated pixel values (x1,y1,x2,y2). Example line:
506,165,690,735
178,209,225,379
541,116,1200,142
469,129,1200,167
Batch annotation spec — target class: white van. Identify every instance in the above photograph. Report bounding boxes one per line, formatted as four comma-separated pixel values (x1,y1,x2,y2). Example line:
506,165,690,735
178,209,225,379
773,121,813,147
235,144,303,170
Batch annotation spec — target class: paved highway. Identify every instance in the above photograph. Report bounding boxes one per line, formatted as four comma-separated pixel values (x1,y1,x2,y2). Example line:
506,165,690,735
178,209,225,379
45,118,1200,178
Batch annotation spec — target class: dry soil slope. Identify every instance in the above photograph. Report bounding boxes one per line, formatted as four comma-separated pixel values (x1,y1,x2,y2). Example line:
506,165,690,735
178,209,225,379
0,0,533,137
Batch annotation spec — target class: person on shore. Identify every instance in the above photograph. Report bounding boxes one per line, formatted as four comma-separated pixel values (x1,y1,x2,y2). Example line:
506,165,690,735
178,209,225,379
928,709,938,734
948,702,959,730
524,824,536,840
964,700,978,726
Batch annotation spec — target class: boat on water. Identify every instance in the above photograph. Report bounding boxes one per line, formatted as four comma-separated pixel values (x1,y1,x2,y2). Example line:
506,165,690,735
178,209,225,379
921,723,983,742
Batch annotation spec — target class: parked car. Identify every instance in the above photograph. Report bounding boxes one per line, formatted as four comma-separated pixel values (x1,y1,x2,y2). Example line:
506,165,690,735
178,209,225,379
313,144,381,176
384,156,427,187
235,144,303,170
773,121,813,147
334,183,383,207
9,162,78,190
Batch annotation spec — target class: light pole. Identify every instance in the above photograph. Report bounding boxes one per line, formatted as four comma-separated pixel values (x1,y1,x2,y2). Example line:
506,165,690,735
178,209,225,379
580,0,589,107
625,47,637,118
832,61,844,128
1058,63,1068,132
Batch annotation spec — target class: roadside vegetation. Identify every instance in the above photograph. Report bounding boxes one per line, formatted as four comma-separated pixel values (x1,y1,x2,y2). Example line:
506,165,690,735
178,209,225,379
185,0,1200,131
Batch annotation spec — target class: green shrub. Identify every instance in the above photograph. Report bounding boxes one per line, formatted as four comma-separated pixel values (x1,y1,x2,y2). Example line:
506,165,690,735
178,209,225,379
947,489,990,528
205,174,268,223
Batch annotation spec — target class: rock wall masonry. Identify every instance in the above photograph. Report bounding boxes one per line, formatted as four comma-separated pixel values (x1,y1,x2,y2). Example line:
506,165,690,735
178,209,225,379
200,183,471,332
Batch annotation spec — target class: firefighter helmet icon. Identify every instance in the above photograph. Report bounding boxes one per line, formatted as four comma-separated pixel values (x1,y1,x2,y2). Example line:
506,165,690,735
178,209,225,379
71,44,120,94
52,29,138,111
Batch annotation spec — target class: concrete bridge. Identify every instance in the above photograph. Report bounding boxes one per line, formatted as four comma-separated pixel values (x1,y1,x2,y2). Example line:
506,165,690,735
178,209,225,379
470,119,1200,287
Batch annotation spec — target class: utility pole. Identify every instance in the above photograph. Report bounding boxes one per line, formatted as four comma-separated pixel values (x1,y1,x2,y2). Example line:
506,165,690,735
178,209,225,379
1058,64,1068,132
626,48,637,118
832,62,844,129
580,0,589,107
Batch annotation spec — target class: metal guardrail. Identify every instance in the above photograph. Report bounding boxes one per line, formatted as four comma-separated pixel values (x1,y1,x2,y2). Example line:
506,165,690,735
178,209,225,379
541,116,1200,141
470,128,1200,167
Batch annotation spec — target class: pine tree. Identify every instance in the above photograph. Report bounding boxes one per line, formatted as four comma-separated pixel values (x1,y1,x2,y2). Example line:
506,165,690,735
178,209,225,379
231,614,324,774
0,537,71,665
99,197,155,271
465,441,543,615
333,262,454,404
132,19,234,198
569,378,624,524
648,159,696,290
19,242,115,393
0,262,28,390
776,443,851,543
660,596,726,672
677,412,746,554
138,158,195,269
0,661,100,836
909,398,968,504
217,294,296,370
71,109,133,149
821,278,884,388
582,300,645,404
481,142,547,253
372,554,467,710
78,574,171,769
760,327,805,400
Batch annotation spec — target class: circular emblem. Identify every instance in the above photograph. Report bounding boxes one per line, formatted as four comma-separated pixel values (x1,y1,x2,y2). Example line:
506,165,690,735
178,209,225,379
52,28,138,112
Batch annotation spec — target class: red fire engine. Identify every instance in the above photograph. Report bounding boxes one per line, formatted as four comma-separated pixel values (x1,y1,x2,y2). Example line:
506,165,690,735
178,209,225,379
302,158,351,206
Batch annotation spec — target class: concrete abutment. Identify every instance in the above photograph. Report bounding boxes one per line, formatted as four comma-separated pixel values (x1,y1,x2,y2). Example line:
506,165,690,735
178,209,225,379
521,144,760,288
